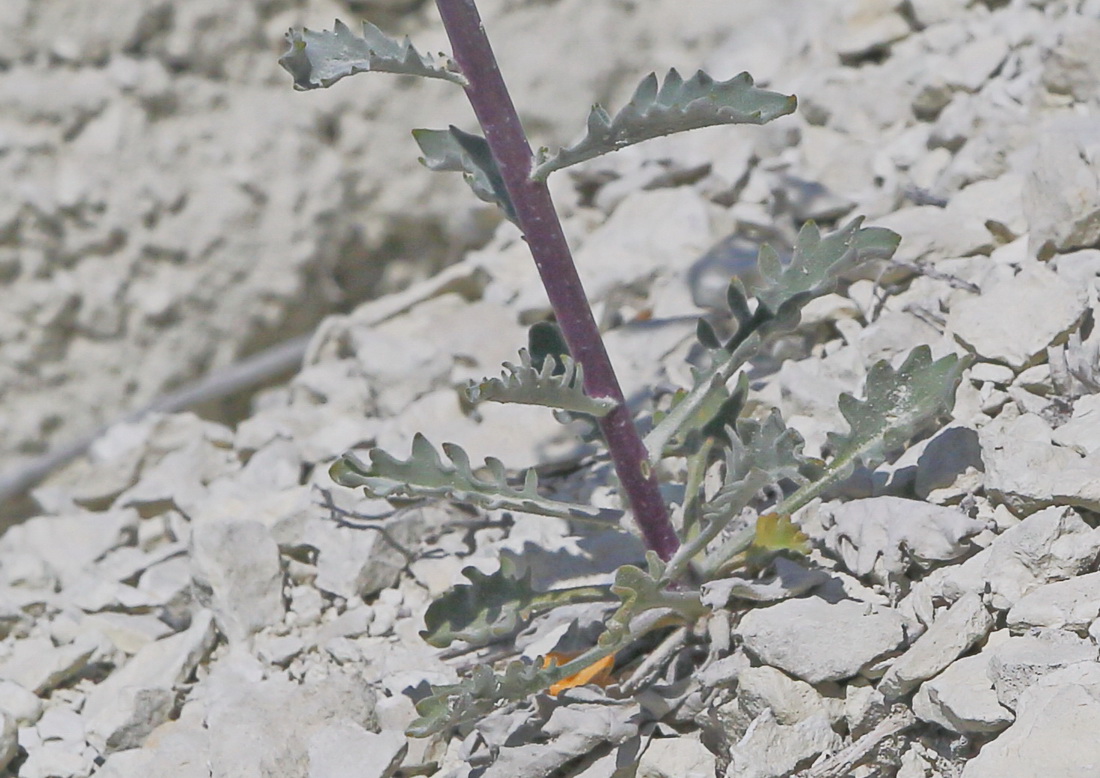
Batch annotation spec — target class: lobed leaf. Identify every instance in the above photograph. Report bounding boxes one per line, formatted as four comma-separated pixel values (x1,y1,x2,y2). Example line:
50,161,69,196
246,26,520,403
827,346,969,475
466,348,617,417
532,69,796,180
413,126,517,221
279,20,466,90
408,658,561,737
645,218,900,463
668,409,811,582
751,217,900,317
780,346,972,514
330,434,622,523
421,557,613,649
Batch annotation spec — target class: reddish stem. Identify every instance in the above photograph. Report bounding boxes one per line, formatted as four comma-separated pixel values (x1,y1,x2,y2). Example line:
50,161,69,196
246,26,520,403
434,0,678,560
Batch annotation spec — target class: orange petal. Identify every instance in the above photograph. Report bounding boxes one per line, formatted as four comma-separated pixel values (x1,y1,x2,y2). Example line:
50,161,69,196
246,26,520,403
545,651,616,696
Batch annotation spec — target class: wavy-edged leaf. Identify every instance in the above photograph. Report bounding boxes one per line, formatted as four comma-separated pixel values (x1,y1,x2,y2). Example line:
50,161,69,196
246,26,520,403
751,217,900,316
668,409,812,582
409,557,700,737
330,434,622,523
532,69,796,180
421,557,613,649
610,561,705,623
413,126,516,221
779,346,972,514
466,348,617,417
280,20,466,91
645,218,900,464
408,658,559,737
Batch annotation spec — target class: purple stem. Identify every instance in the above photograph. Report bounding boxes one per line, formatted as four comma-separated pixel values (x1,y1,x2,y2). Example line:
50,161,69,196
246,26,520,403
434,0,679,561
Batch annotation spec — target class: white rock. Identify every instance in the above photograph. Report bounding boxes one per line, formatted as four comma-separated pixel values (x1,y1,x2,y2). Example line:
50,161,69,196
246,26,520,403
95,748,156,778
1039,16,1100,112
874,205,993,265
0,678,42,726
36,707,85,743
1007,570,1100,632
136,555,193,626
0,509,138,589
0,633,100,694
201,665,378,777
832,0,911,61
940,505,1100,610
879,592,993,699
735,665,842,727
0,710,15,773
637,734,716,778
726,709,842,778
948,264,1088,369
987,633,1098,711
1051,393,1100,456
735,597,907,684
913,652,1013,734
307,722,406,778
81,612,173,655
961,662,1100,777
83,610,216,752
17,741,96,778
914,425,985,500
305,509,423,600
190,519,285,643
904,0,962,26
820,496,986,583
1023,118,1100,260
945,173,1026,242
980,412,1100,514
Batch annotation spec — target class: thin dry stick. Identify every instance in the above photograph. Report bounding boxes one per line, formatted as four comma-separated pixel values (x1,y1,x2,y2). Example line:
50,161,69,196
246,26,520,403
796,704,917,778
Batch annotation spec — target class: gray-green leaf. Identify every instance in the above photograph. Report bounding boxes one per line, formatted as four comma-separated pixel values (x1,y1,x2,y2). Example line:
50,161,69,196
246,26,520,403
413,126,517,222
279,20,466,90
421,557,613,649
780,346,971,514
751,218,900,316
330,434,622,523
466,348,617,417
645,218,900,464
408,659,560,737
532,69,796,181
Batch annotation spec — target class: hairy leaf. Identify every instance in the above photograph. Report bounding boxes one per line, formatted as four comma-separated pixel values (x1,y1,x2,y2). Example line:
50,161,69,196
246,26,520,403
827,346,969,474
413,126,517,221
611,560,707,626
466,348,617,417
645,219,900,463
279,20,466,90
751,218,900,316
532,69,796,180
330,434,622,523
421,557,613,649
408,658,561,737
780,346,971,514
669,409,811,581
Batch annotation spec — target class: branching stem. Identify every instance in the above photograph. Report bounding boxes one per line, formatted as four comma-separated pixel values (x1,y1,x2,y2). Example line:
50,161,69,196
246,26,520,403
434,0,678,560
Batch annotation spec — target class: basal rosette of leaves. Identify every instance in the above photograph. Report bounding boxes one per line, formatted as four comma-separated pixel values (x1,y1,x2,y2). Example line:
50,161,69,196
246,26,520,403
280,5,971,738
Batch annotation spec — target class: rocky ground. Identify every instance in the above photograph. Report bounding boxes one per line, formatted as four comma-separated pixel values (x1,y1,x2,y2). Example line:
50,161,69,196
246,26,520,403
3,0,1100,776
